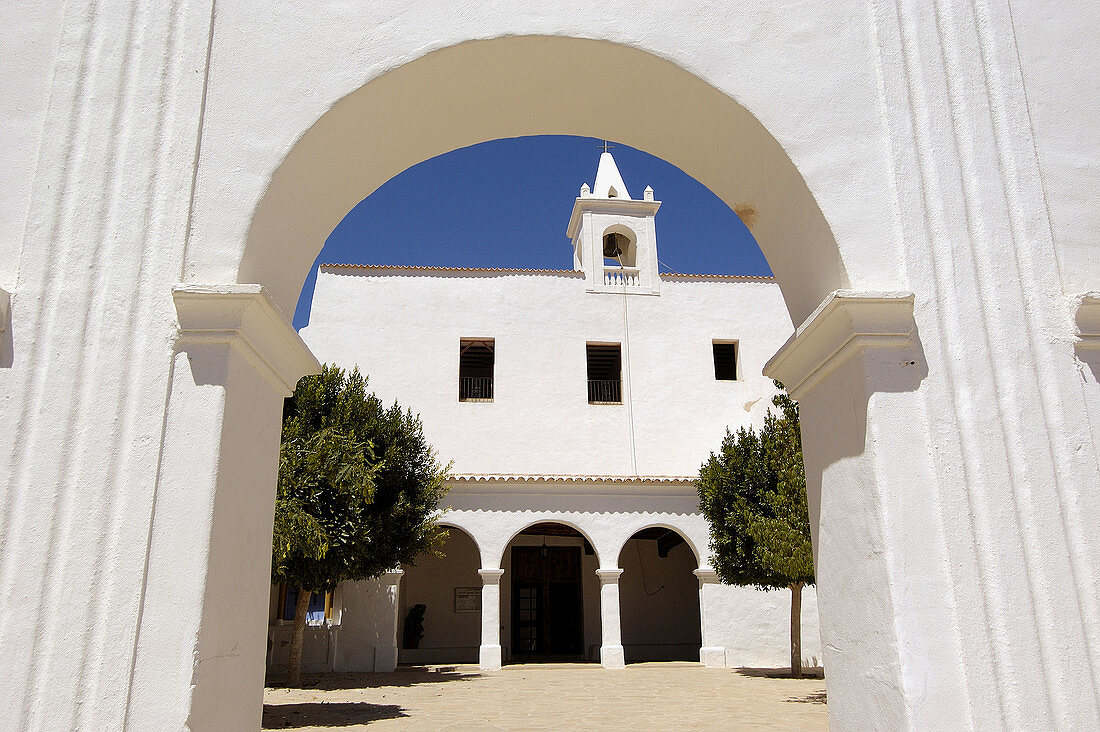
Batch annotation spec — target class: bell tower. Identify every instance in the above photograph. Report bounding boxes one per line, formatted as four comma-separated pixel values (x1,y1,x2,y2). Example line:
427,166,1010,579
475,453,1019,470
566,146,662,295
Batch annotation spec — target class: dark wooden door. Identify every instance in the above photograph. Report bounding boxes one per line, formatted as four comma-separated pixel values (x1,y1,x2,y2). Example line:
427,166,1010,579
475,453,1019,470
511,546,583,658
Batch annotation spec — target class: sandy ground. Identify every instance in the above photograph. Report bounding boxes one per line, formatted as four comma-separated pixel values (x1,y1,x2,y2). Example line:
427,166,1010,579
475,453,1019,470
263,662,827,730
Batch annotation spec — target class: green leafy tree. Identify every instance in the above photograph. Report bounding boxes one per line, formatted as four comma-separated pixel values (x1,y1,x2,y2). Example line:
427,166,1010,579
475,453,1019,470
696,382,815,677
272,364,450,686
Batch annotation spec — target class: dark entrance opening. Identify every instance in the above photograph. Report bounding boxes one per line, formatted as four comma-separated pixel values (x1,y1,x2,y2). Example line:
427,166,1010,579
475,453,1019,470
510,524,588,661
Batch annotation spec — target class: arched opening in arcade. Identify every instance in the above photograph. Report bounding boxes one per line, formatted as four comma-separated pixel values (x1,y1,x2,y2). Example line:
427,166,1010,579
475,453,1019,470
397,525,483,665
500,522,602,664
617,527,701,663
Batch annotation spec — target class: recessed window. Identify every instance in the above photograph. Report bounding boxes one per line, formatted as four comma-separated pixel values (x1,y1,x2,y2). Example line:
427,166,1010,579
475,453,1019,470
459,339,494,401
587,343,622,404
713,341,738,381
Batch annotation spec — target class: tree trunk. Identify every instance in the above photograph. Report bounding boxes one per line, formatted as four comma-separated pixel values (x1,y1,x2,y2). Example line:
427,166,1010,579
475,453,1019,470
286,589,312,687
790,582,803,678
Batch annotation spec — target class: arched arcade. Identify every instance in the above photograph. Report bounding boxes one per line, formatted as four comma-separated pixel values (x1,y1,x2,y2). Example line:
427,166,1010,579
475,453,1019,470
3,10,1098,731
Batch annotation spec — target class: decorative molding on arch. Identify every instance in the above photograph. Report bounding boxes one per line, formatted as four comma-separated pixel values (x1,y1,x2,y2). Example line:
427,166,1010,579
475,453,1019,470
763,290,916,399
172,284,320,396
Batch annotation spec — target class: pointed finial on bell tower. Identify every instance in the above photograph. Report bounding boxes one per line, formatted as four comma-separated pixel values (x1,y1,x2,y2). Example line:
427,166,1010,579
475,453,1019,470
566,147,662,295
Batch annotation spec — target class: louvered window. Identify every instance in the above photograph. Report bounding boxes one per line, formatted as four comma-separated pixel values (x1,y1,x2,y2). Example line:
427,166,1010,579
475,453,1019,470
459,339,494,401
586,344,622,404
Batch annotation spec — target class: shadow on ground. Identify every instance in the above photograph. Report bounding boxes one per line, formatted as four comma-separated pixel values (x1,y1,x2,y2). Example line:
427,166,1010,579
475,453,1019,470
735,667,825,680
268,666,474,691
262,702,407,728
786,691,828,705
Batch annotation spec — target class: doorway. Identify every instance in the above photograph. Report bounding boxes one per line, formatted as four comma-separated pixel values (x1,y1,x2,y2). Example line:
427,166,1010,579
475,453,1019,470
511,545,584,660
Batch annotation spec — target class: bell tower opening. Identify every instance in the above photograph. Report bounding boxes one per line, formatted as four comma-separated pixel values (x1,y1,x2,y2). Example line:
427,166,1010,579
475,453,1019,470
567,147,661,295
602,230,636,268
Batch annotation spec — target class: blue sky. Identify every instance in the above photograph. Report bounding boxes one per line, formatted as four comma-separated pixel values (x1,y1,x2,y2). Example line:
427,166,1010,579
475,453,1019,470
293,135,770,328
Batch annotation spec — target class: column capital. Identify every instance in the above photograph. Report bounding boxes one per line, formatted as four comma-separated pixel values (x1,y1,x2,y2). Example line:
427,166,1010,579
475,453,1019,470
764,290,916,399
172,283,320,396
693,568,720,584
595,568,623,584
478,568,505,584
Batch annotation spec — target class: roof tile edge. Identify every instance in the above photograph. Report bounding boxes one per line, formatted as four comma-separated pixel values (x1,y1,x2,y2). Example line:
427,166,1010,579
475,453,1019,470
319,263,583,276
319,263,774,282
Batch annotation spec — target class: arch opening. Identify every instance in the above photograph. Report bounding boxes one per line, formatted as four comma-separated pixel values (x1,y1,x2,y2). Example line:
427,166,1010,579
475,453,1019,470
501,522,602,663
602,225,637,268
230,29,850,709
397,524,483,665
239,35,848,329
617,526,701,663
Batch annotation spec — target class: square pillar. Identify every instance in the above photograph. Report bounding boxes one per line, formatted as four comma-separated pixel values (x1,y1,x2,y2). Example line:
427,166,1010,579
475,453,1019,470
765,291,961,728
596,569,625,669
127,285,319,730
376,569,404,672
478,569,504,671
693,569,726,668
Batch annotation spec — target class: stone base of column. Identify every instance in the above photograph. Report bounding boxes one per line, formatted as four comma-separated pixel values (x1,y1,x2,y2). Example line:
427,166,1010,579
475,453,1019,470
600,644,625,669
700,646,726,668
479,644,502,671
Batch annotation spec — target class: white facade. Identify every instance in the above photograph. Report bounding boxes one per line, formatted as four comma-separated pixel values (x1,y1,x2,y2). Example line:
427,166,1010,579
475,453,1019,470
3,5,1099,730
294,153,820,672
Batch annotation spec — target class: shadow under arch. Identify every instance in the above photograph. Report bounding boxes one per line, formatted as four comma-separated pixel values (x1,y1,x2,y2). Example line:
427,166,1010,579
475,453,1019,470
614,523,702,569
499,518,604,570
397,522,484,665
616,524,702,663
434,522,483,568
240,35,847,327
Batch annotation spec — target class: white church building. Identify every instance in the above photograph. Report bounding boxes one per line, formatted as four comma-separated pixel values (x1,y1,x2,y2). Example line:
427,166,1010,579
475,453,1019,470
269,151,822,674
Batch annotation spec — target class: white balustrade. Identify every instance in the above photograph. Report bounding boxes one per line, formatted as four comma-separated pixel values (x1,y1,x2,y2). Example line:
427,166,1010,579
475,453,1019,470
603,267,640,287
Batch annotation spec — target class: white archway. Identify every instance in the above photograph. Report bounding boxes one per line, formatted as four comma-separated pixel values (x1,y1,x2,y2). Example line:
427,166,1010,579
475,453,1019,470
397,524,484,665
178,32,1094,729
234,36,849,327
616,525,702,663
7,6,1097,729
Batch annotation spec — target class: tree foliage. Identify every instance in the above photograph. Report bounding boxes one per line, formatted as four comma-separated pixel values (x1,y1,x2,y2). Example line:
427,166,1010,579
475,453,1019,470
696,383,814,590
697,382,815,677
272,364,451,594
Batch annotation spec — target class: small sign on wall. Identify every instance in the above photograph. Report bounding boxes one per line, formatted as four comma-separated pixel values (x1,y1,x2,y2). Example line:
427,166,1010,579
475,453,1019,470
454,587,481,613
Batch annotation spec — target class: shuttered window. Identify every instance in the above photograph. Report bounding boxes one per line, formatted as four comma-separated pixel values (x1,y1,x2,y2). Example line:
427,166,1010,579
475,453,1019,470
586,344,622,404
459,339,494,401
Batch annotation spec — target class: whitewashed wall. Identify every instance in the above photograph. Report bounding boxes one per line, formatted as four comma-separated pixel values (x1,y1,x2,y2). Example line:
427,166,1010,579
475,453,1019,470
302,267,789,477
3,4,1097,729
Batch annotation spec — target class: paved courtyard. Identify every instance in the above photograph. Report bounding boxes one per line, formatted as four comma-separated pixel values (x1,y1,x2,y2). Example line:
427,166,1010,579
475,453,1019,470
263,663,828,730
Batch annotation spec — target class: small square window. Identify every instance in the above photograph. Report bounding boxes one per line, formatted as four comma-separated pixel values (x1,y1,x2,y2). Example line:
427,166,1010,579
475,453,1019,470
459,339,494,401
587,343,622,403
713,341,738,381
